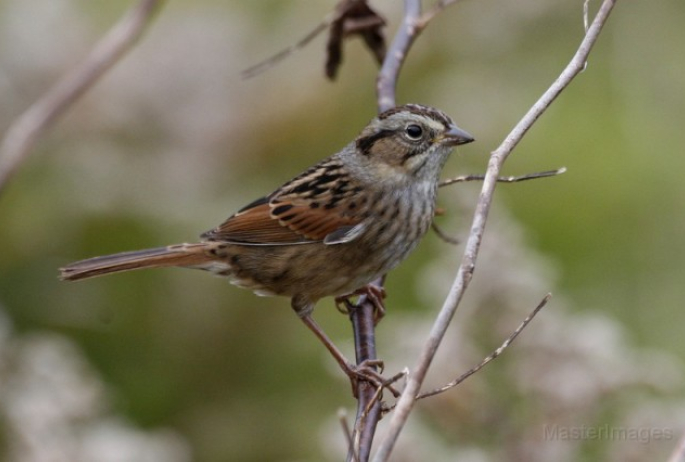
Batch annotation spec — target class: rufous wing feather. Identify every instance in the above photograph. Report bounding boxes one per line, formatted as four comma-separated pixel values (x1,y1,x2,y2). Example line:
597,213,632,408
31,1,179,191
201,166,367,246
201,199,312,244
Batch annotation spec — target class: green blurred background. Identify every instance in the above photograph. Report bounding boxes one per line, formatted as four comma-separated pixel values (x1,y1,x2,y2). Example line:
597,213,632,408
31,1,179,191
1,1,684,461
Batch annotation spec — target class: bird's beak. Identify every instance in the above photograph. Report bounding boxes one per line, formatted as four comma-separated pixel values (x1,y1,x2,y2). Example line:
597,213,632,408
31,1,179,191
441,125,475,146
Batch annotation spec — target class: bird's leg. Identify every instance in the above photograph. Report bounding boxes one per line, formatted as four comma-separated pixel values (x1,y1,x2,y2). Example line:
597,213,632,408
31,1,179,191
292,298,395,397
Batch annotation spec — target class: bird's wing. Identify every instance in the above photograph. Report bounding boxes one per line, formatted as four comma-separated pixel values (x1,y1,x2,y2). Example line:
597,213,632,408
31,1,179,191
201,160,368,246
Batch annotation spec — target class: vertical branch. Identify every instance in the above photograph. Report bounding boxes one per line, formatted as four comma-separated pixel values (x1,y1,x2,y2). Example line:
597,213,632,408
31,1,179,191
347,284,383,462
373,1,618,460
0,0,164,196
349,1,425,459
376,0,422,111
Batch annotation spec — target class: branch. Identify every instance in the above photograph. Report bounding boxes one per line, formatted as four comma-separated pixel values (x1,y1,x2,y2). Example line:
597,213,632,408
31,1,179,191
0,0,164,196
438,167,566,187
434,166,566,245
433,168,566,244
242,0,386,81
241,19,331,79
415,294,550,401
348,0,435,459
381,294,550,414
376,0,421,111
346,279,384,462
431,222,460,246
373,1,618,460
339,410,359,462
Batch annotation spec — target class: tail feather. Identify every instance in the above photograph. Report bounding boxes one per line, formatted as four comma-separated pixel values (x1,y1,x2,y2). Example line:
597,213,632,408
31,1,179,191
60,243,219,281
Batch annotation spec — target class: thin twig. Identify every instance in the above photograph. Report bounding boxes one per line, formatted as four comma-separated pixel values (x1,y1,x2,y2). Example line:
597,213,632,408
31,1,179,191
242,0,386,80
241,21,331,79
0,0,164,196
433,168,566,244
416,294,551,400
431,222,460,245
439,167,566,187
359,370,406,419
340,409,359,462
380,295,550,412
373,2,618,460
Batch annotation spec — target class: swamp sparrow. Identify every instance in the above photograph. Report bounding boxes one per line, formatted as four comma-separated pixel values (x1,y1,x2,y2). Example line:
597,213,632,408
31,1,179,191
61,104,473,381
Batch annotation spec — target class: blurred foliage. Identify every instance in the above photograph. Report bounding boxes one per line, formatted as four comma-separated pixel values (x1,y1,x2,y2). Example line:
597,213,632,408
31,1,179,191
1,0,685,461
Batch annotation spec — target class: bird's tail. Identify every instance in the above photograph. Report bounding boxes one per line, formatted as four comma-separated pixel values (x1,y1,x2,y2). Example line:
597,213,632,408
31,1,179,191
60,243,224,281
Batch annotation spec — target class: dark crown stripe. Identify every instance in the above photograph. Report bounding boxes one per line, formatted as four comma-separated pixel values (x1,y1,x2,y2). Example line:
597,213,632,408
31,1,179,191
379,104,452,128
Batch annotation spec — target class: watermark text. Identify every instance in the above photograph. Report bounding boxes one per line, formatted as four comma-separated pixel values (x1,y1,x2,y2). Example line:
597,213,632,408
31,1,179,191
543,424,674,444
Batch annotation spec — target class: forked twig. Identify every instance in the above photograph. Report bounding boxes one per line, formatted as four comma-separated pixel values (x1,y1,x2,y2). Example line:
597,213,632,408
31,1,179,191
0,0,164,195
373,2,618,460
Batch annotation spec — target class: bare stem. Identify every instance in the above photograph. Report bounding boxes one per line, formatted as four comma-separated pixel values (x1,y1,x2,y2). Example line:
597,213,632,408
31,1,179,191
439,167,566,187
376,0,421,111
416,294,550,401
0,0,164,196
340,409,359,462
347,284,384,462
351,0,429,458
241,21,331,79
372,1,618,460
431,222,460,245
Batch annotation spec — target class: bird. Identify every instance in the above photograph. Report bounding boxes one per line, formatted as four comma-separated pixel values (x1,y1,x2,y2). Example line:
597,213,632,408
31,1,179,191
60,103,474,383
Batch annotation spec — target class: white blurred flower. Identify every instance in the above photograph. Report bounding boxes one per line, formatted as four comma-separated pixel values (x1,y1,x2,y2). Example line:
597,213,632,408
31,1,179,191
0,310,191,462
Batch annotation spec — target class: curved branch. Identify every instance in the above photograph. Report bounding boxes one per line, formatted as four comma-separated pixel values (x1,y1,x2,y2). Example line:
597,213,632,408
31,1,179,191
373,1,618,460
0,0,164,195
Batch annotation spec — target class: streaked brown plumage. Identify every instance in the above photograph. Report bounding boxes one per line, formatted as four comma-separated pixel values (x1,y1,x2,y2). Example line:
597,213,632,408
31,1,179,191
60,104,473,379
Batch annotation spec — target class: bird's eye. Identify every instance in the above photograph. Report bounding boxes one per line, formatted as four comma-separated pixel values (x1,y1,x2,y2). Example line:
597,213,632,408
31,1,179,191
404,124,423,140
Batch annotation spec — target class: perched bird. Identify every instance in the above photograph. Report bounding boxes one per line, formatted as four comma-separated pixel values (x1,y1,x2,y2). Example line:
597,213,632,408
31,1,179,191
60,103,473,380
